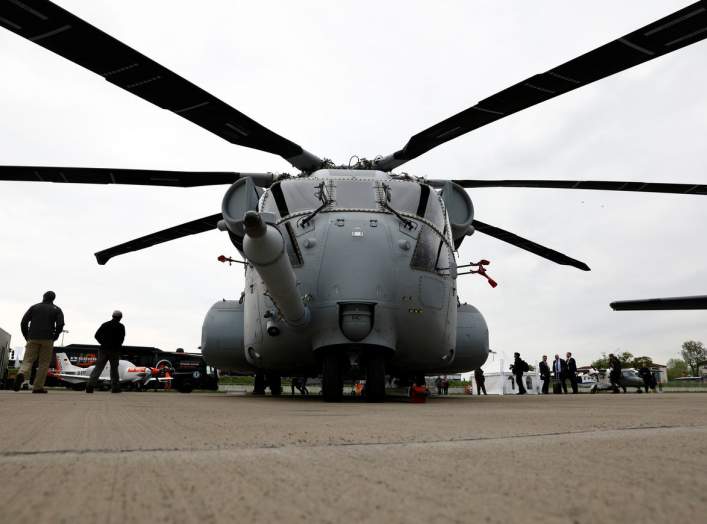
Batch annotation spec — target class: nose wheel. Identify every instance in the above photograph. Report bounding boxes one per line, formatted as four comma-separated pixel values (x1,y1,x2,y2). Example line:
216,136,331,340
322,352,343,402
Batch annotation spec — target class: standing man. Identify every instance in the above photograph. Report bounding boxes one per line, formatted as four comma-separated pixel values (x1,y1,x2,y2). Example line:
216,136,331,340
14,291,64,393
539,355,551,394
566,352,578,394
86,310,125,394
608,354,625,394
638,366,652,393
474,368,487,395
553,354,567,394
512,352,527,395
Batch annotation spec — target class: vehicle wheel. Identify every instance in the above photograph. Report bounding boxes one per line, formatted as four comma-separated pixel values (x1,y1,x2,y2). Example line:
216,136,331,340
365,353,386,403
322,352,343,402
267,374,282,396
253,371,266,395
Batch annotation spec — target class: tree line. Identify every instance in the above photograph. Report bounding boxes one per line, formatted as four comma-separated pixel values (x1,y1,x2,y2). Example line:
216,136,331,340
590,340,705,380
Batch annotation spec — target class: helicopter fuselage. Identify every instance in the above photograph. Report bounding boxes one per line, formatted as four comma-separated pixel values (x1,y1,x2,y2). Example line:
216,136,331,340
202,170,489,382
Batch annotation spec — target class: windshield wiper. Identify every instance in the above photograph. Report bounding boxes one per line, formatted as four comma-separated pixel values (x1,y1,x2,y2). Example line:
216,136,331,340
300,182,330,227
381,183,414,230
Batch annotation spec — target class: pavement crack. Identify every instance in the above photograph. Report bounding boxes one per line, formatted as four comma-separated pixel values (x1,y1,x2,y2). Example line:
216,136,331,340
1,424,703,458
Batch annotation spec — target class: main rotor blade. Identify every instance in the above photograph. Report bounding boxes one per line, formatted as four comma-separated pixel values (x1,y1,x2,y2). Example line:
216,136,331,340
0,1,323,172
451,179,707,195
472,219,590,271
0,165,275,187
611,295,707,310
95,213,222,265
376,2,707,171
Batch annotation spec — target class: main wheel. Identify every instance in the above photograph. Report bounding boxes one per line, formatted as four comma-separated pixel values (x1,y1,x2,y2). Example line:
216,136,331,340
365,353,386,403
253,371,266,395
322,352,343,402
267,374,282,396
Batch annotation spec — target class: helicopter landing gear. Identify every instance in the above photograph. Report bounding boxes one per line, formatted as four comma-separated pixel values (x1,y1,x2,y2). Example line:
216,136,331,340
267,374,282,396
414,374,426,388
253,370,266,395
365,352,386,403
322,352,343,402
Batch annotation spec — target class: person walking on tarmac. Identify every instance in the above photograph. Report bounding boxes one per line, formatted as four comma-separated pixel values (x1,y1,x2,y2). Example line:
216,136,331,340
512,352,528,395
86,310,125,394
638,365,653,393
539,355,551,394
14,291,64,393
608,353,626,394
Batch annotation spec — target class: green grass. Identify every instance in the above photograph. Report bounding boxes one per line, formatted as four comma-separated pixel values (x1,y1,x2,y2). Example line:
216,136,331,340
664,380,707,388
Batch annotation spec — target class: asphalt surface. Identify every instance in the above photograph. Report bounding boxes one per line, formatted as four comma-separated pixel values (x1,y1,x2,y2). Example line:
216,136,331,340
1,391,705,524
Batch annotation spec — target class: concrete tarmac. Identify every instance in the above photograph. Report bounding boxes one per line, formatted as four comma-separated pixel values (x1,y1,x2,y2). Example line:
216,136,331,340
1,391,706,524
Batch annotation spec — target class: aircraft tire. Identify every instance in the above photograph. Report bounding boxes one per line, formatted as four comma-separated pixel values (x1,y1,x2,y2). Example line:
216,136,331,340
322,352,343,402
268,374,282,396
365,353,386,403
253,370,266,395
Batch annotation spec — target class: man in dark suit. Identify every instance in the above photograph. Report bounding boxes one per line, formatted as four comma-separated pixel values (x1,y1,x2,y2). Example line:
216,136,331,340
566,351,578,394
608,353,625,393
474,368,487,395
512,352,527,395
553,354,568,393
539,355,551,394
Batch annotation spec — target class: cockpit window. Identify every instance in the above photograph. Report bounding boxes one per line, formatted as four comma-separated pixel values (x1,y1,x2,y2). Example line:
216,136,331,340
410,225,438,272
329,180,377,209
262,178,446,231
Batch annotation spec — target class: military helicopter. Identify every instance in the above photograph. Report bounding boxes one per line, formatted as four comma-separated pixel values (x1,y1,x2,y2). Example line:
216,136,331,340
2,1,707,401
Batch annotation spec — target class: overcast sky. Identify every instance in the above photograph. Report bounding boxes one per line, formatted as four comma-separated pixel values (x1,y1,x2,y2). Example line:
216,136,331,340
1,0,706,369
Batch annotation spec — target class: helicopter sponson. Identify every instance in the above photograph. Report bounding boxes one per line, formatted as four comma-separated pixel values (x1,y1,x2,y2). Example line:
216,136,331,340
202,169,489,400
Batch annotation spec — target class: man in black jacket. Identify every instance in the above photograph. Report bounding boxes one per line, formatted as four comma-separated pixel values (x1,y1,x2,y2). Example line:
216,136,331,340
86,310,125,393
14,291,64,393
512,352,527,394
539,355,551,394
474,368,487,395
608,354,625,393
566,352,579,394
553,354,568,394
